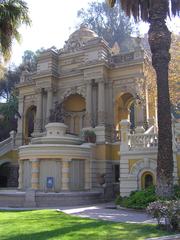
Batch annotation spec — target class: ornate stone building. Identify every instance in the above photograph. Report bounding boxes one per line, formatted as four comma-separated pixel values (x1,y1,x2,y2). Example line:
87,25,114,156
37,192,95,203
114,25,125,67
0,25,179,206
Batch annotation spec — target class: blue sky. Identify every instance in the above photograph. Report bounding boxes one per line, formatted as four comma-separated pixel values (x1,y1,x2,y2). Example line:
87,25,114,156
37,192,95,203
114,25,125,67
9,0,180,66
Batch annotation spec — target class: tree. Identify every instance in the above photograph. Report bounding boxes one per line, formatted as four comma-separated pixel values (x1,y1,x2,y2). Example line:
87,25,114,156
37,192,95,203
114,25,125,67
0,0,31,61
169,34,180,116
107,0,180,198
0,66,21,100
77,1,133,47
0,94,18,141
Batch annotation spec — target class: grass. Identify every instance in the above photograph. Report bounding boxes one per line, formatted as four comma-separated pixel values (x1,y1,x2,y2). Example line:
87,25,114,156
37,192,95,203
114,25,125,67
0,210,173,240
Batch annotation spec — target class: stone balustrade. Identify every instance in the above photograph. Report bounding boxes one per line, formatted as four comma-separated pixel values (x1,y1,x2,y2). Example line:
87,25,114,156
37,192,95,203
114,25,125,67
120,119,180,153
128,133,158,151
0,131,16,157
111,49,145,66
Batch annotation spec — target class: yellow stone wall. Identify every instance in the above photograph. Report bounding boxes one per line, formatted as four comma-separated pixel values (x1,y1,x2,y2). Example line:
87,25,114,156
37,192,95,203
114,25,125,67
0,150,18,164
129,159,140,173
95,144,119,160
64,94,85,112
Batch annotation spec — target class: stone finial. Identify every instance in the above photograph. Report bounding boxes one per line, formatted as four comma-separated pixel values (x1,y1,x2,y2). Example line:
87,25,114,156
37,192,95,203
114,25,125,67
112,42,120,55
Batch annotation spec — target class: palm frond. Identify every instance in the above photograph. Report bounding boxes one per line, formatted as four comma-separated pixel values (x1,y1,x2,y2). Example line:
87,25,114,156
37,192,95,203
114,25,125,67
0,0,31,61
171,0,180,16
108,0,180,22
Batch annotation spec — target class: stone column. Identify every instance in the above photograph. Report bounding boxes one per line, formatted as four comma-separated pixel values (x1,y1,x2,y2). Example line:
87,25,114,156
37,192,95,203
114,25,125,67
34,89,43,132
135,102,144,127
61,159,70,191
97,79,105,125
30,159,40,190
85,159,91,190
85,80,92,127
16,95,24,146
46,87,53,123
120,119,130,152
18,160,23,190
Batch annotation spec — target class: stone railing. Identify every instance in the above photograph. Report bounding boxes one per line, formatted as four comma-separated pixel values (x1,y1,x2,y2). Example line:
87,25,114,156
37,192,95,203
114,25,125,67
128,133,158,151
0,131,16,157
111,49,144,66
120,119,180,153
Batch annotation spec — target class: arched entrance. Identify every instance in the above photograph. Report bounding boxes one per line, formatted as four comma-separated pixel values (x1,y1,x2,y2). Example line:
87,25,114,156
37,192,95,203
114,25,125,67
0,162,18,188
24,105,36,142
114,92,134,139
141,171,154,189
63,94,86,135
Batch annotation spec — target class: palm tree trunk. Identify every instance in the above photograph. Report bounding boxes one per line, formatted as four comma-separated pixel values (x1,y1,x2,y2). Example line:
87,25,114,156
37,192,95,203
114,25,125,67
148,1,173,197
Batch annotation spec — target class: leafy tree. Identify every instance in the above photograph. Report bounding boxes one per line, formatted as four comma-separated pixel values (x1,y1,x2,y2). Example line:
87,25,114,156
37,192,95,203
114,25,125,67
0,0,31,61
107,0,180,198
0,48,45,101
0,94,18,141
20,48,45,72
0,66,21,100
77,1,133,47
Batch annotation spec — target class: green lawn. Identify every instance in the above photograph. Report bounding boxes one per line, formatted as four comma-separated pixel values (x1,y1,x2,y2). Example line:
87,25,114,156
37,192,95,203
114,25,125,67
0,210,172,240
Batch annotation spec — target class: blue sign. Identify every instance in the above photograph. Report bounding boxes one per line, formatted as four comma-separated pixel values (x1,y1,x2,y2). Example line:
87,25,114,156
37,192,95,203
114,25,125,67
47,177,54,188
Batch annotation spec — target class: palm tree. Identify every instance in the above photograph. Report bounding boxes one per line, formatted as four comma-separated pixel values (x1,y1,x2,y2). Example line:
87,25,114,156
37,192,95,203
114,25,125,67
0,0,31,61
107,0,180,198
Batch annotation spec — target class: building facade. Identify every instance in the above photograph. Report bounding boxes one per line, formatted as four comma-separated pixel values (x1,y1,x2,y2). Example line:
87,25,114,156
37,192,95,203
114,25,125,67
0,25,179,199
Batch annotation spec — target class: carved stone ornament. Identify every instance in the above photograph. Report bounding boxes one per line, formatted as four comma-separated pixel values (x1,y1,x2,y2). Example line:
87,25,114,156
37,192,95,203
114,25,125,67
62,24,97,53
49,102,67,123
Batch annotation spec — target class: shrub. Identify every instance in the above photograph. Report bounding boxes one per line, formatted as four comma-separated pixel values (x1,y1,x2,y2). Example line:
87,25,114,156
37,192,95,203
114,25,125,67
115,185,180,209
174,185,180,199
115,195,123,205
115,186,157,209
147,200,180,231
83,130,96,143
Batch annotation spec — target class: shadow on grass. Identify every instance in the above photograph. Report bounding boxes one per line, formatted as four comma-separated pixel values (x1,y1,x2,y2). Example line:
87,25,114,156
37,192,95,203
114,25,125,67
0,210,172,240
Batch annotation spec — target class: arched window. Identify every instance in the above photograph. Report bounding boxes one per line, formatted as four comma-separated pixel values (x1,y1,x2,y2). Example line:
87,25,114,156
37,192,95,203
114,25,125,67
141,172,154,189
25,106,36,139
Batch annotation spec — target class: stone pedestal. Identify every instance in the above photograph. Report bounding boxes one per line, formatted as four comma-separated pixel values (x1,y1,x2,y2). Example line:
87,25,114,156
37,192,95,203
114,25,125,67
24,189,37,207
94,126,106,143
120,119,130,152
45,122,67,137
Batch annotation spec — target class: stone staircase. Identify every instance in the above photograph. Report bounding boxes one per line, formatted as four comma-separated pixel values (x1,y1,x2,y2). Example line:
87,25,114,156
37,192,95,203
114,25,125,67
0,131,16,157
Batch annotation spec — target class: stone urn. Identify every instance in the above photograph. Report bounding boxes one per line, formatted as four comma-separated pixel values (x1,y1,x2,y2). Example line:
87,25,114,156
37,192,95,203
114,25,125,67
45,122,68,137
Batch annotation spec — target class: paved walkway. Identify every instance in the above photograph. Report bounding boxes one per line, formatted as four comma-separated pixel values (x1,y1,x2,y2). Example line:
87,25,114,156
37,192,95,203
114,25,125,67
59,202,156,224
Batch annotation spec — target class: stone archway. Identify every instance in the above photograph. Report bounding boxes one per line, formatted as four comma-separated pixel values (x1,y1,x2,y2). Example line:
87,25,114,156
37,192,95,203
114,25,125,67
63,94,86,135
114,92,134,139
24,105,36,142
141,171,155,189
130,159,156,190
0,161,18,188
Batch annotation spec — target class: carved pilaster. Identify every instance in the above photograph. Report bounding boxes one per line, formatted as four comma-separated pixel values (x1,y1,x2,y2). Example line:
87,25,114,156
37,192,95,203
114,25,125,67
85,80,92,127
97,79,105,125
18,160,23,190
61,159,71,191
30,159,40,190
46,87,53,124
34,88,43,132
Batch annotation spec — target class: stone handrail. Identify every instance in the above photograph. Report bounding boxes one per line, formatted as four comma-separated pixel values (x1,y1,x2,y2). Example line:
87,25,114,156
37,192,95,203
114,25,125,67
128,133,158,151
120,120,180,153
0,131,16,157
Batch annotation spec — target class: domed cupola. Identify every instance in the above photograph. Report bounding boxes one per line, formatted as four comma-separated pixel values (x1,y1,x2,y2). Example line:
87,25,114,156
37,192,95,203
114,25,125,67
63,24,98,52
